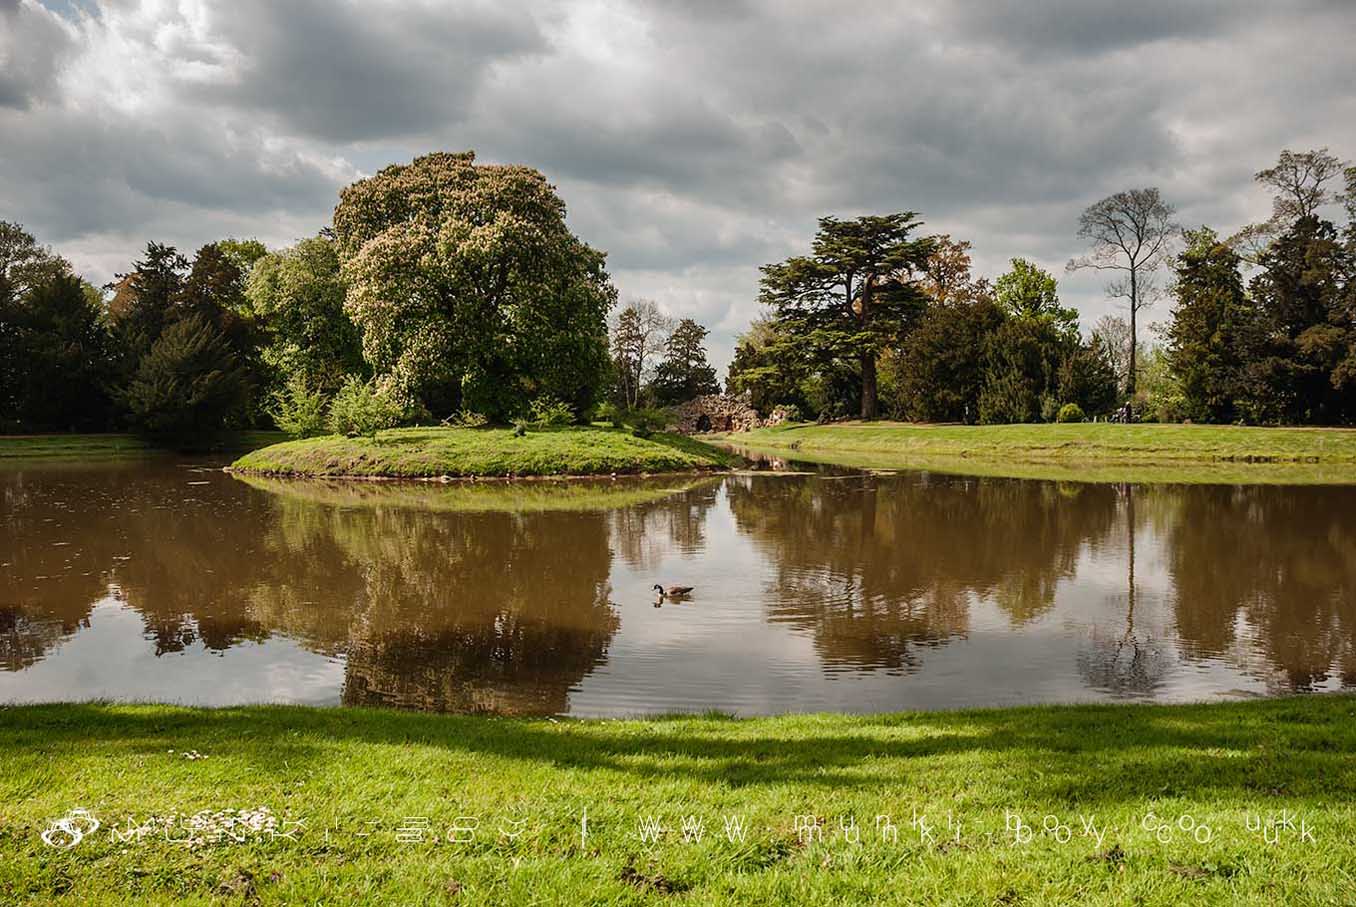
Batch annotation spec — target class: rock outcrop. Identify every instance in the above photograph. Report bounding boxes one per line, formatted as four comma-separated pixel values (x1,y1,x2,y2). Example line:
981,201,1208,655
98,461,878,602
672,395,762,434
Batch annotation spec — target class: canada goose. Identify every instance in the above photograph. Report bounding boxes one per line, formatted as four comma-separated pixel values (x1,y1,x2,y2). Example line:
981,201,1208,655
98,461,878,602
653,584,694,598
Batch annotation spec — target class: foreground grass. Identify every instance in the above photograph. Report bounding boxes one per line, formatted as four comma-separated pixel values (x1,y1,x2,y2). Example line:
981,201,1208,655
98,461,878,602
724,421,1356,484
232,426,733,478
2,698,1353,905
0,432,287,462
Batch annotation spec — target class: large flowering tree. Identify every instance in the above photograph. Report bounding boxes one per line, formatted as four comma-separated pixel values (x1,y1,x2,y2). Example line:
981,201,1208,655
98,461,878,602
332,152,615,420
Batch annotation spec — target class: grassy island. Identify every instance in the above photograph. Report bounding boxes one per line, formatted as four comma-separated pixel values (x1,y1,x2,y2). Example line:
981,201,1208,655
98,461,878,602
722,421,1356,484
3,697,1354,905
230,425,733,479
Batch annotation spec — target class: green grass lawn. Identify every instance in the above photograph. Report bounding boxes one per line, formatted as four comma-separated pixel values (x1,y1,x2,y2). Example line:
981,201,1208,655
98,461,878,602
723,421,1356,484
2,698,1352,905
0,432,287,462
231,426,733,478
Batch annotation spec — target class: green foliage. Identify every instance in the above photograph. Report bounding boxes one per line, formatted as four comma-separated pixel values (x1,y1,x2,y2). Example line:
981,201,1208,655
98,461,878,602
448,408,489,429
327,377,401,438
887,297,1004,422
270,375,330,438
0,271,115,432
978,318,1062,424
595,401,626,428
1166,228,1249,423
121,313,251,441
1057,334,1120,418
1134,347,1189,423
108,242,190,372
332,151,614,421
1237,216,1354,424
726,315,812,416
993,258,1079,334
529,395,575,426
215,238,269,279
650,317,721,405
758,213,933,419
247,235,365,397
1056,402,1086,423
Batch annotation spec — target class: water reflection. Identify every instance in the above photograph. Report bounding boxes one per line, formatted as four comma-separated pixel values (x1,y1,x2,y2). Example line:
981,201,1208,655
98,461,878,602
2,461,1354,714
725,474,1119,670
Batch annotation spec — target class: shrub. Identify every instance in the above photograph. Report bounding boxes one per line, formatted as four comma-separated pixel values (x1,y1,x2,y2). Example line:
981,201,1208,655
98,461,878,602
447,408,488,429
271,375,330,438
1056,402,1086,424
529,395,574,427
327,377,401,438
595,401,626,428
632,406,673,431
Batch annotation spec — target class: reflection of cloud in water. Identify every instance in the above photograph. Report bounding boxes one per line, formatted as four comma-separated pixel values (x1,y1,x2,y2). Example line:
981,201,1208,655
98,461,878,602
0,600,343,706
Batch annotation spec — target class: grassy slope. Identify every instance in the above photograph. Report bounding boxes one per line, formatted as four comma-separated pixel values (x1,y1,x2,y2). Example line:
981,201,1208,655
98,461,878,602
724,422,1356,484
0,432,287,461
232,426,733,478
2,698,1353,905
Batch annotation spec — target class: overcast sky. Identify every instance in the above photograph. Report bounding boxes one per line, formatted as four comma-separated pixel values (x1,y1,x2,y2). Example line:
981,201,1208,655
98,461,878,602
3,0,1354,371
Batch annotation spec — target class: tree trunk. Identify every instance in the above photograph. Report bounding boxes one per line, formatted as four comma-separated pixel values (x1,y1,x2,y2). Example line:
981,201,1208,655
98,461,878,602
1127,268,1137,419
860,351,878,420
859,274,877,420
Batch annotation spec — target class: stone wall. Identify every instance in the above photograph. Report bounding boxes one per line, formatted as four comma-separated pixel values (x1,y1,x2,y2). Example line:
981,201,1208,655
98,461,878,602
672,395,763,434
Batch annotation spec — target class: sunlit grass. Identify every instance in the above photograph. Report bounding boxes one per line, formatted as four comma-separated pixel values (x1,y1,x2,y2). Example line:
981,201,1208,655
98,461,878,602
723,421,1356,484
0,432,287,462
2,697,1353,904
232,425,734,478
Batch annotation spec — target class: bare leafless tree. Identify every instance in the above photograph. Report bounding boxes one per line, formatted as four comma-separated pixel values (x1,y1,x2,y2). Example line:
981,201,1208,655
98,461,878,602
609,298,673,409
1229,148,1348,264
1067,188,1179,413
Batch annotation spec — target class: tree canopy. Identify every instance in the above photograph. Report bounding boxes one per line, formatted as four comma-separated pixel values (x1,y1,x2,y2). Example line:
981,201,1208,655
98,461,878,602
332,151,615,421
758,213,933,419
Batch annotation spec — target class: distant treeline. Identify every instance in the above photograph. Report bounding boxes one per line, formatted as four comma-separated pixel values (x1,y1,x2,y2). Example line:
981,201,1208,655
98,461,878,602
3,148,1354,439
0,151,737,442
728,148,1356,425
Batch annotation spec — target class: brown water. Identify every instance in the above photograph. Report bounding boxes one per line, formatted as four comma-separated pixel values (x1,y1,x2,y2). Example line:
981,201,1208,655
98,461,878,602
2,459,1354,716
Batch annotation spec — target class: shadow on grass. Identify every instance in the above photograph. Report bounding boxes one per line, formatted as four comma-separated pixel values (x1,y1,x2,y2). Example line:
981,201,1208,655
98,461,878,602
4,697,1354,807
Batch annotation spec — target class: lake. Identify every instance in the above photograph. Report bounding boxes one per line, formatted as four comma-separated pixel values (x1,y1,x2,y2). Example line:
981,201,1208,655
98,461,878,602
2,458,1353,716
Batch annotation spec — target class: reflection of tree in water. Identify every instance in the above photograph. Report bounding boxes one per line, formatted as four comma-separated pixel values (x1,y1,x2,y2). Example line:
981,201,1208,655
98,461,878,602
0,607,75,671
726,473,1119,672
1,467,622,715
2,467,128,666
1164,485,1356,692
608,481,721,569
301,504,620,715
1076,485,1169,698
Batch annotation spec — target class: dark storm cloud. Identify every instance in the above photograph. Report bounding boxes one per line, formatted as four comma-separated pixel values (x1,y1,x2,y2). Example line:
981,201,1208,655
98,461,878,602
194,0,547,142
937,0,1251,57
7,0,1356,367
